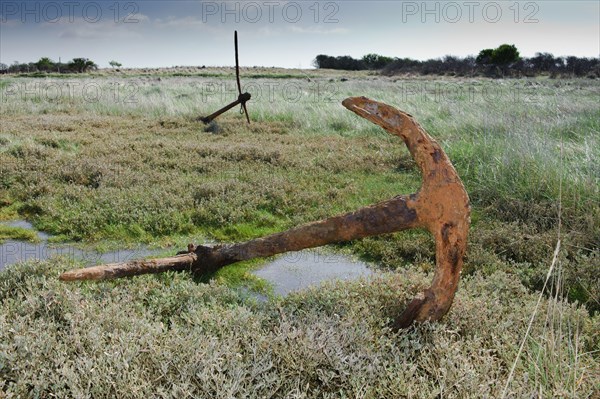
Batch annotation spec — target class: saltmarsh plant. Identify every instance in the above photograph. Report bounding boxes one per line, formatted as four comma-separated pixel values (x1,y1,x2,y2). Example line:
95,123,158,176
0,259,597,398
0,225,38,243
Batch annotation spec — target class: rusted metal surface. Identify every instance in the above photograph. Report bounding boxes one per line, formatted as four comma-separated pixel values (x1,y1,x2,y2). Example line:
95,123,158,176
342,97,471,328
200,92,251,124
201,31,251,124
60,97,470,329
59,253,196,281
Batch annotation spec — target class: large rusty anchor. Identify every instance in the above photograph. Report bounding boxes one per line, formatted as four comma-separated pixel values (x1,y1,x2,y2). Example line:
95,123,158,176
60,97,470,329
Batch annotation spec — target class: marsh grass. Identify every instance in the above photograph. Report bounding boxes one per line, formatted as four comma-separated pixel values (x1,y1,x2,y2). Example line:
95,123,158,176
0,71,598,396
0,260,597,398
0,197,20,222
0,225,38,243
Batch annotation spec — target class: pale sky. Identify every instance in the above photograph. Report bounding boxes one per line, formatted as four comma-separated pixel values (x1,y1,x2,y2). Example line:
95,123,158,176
1,1,598,68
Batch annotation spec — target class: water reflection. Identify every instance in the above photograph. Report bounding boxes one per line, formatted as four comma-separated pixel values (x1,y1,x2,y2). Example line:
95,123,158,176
1,221,374,296
0,220,162,271
253,250,372,296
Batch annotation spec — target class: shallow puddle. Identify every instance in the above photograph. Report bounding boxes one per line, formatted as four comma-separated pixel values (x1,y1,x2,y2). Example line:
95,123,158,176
0,220,162,271
1,221,373,296
253,250,373,296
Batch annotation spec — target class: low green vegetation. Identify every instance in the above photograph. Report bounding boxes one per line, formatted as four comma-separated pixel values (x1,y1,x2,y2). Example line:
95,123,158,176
0,197,20,221
0,225,38,243
0,71,598,396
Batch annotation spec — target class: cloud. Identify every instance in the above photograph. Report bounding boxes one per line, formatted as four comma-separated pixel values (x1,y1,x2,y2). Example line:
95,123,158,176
151,15,225,35
256,26,279,37
41,16,147,40
0,18,20,27
154,16,203,28
57,25,142,40
288,26,349,35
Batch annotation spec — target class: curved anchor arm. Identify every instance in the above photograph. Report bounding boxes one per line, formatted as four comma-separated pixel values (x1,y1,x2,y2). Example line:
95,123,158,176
342,97,471,328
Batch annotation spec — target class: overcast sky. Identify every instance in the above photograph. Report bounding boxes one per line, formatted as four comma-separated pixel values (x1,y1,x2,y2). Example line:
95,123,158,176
1,1,598,68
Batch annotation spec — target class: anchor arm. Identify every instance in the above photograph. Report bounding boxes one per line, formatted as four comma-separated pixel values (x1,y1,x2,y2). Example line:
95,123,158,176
201,92,251,124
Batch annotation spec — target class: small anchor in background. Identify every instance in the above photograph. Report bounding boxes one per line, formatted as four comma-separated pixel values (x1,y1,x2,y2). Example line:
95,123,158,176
200,31,251,125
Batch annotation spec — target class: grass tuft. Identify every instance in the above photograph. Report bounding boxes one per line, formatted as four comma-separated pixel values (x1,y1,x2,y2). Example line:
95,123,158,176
0,225,38,243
